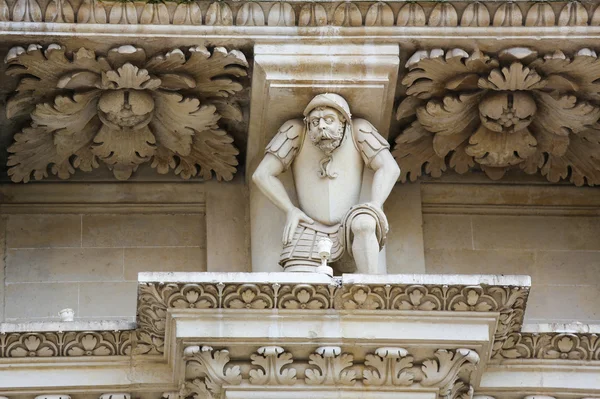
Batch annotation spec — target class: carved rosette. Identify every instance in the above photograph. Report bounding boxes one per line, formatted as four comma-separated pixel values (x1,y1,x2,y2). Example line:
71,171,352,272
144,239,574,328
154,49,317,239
394,47,600,186
5,44,248,182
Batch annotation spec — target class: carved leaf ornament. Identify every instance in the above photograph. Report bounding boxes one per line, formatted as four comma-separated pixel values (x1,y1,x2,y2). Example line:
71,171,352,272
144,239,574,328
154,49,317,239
5,44,248,182
394,47,600,186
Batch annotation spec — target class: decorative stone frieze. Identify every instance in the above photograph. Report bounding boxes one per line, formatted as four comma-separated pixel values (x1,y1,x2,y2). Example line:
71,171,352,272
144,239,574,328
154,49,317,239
1,0,600,27
182,344,479,398
135,277,528,357
394,47,600,186
494,332,600,360
4,44,248,182
0,330,131,357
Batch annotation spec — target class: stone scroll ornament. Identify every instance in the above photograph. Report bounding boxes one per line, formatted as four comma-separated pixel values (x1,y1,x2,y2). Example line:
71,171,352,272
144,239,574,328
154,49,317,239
394,47,600,186
5,44,248,182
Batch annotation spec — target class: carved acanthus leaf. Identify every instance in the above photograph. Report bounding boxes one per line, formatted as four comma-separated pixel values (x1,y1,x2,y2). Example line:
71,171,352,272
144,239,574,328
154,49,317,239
185,346,242,398
420,349,479,397
6,44,248,182
363,347,415,386
305,347,356,385
417,93,481,157
403,49,498,99
249,346,297,385
395,47,600,186
392,121,446,182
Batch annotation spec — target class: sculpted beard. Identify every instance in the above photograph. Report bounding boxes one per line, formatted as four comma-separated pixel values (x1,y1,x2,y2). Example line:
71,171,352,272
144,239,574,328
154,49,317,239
309,121,345,154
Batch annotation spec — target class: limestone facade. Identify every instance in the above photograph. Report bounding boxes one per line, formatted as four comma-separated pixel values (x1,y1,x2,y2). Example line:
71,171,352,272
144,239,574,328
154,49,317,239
0,1,600,398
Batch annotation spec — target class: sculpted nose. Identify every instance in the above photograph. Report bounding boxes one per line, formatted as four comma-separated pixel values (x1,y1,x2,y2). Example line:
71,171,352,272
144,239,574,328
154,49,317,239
319,119,327,130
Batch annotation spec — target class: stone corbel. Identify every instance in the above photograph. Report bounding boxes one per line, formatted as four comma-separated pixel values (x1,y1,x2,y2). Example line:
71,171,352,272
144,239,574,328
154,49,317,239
393,46,600,186
246,43,400,271
181,344,479,399
3,43,249,182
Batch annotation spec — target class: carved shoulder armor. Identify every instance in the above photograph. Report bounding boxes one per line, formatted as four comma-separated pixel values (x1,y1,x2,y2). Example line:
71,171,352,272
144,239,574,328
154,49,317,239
353,118,390,166
265,118,304,170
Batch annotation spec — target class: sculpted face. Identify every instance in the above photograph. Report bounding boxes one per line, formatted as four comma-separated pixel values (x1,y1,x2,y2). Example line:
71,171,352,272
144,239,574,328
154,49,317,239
307,107,345,154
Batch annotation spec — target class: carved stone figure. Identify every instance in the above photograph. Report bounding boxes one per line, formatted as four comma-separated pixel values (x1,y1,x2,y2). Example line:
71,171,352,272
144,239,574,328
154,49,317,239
394,47,600,186
252,93,400,274
5,44,248,182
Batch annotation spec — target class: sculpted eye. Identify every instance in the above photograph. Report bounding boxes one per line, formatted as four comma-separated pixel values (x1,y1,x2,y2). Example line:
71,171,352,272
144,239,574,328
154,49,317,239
325,117,334,124
312,120,319,126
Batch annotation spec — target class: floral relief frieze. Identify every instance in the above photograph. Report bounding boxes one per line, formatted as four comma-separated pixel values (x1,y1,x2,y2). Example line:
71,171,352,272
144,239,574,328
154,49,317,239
182,345,479,399
1,0,600,28
0,331,131,358
394,47,600,186
4,44,248,182
135,281,527,357
0,282,599,364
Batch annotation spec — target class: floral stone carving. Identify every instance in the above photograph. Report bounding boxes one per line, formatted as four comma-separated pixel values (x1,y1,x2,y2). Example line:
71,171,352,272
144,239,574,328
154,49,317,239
5,44,248,182
394,47,600,186
183,345,242,399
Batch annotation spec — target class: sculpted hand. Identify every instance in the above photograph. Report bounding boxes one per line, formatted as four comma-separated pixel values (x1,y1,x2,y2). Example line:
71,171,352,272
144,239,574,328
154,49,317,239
283,207,315,245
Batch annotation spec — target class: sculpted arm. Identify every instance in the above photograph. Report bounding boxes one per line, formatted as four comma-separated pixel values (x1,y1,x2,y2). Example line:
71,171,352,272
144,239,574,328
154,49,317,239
252,153,294,214
252,120,314,245
369,149,401,208
353,118,401,208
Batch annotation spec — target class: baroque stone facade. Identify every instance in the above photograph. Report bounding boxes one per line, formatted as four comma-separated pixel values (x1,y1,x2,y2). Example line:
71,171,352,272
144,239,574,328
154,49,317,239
0,1,600,399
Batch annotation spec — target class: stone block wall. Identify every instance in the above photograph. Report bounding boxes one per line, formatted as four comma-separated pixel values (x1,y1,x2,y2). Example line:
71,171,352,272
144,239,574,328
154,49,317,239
3,212,207,321
420,180,600,325
0,176,598,326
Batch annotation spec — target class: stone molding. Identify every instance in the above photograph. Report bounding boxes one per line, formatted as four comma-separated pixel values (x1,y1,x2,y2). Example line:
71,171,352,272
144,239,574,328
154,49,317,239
0,0,599,28
420,181,600,217
0,330,131,357
135,276,528,357
0,275,597,364
0,274,599,398
182,345,479,399
0,182,207,214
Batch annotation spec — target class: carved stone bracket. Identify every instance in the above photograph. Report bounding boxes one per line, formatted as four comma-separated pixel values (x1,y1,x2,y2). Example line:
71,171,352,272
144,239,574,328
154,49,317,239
182,345,479,399
182,345,242,399
394,46,600,186
4,44,248,182
249,346,297,385
305,346,356,386
0,330,131,357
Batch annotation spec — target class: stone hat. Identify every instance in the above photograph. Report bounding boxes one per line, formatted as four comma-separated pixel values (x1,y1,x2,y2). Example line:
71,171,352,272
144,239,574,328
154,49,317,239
303,93,352,122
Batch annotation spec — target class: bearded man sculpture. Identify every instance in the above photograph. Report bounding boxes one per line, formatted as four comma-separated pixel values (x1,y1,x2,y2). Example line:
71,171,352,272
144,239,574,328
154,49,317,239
252,94,400,274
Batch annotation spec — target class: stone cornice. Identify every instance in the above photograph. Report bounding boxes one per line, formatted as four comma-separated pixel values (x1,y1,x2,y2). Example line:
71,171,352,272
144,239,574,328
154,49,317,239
1,274,600,397
0,274,596,364
135,273,529,359
0,0,599,28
